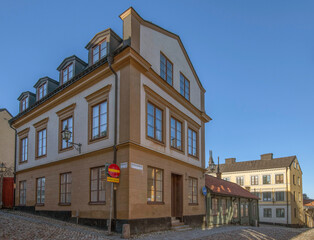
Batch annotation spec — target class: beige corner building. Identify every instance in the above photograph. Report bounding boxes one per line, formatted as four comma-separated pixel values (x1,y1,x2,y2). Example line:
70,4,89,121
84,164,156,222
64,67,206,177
10,8,211,233
207,153,304,227
0,108,15,177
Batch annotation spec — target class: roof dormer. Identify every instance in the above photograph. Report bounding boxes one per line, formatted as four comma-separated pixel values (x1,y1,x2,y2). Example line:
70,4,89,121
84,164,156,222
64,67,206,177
57,55,87,85
17,91,36,113
33,76,59,101
85,28,122,66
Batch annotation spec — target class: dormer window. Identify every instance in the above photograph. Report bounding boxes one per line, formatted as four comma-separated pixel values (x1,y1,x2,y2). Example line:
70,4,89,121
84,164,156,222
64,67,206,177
37,83,47,100
92,40,107,64
21,96,29,111
62,64,73,84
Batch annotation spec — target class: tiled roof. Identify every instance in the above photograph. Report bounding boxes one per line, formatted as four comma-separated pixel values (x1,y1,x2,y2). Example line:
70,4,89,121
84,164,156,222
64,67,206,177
205,175,259,200
212,156,296,173
304,199,314,207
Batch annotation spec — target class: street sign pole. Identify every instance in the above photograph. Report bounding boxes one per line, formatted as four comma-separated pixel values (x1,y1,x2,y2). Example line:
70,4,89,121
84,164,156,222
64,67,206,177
108,182,113,234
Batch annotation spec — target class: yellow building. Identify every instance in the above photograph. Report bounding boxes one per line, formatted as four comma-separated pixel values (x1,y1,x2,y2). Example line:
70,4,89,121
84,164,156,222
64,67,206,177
207,153,304,227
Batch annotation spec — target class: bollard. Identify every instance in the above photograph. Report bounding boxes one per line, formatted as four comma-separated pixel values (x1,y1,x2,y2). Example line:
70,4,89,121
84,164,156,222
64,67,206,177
122,224,130,239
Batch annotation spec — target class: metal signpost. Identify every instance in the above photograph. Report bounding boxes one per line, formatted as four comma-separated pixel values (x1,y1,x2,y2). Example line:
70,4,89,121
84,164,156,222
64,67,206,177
107,164,120,234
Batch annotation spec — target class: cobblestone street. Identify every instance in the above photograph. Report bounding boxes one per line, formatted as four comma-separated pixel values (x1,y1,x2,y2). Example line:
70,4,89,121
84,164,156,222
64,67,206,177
0,210,313,240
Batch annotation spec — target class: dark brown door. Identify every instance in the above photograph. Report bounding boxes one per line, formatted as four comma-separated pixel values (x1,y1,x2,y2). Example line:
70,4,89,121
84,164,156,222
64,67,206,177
171,174,183,218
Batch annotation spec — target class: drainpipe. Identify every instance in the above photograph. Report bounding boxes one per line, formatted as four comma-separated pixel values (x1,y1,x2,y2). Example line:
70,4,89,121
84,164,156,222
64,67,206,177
286,167,289,226
9,123,17,209
107,54,118,230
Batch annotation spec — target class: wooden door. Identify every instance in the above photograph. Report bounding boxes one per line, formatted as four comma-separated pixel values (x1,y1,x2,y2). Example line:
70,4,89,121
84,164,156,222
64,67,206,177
171,174,183,218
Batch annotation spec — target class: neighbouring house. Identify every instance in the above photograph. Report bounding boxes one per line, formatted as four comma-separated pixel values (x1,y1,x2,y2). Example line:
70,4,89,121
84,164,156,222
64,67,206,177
205,174,259,226
9,7,211,234
207,153,304,227
0,108,15,208
304,199,314,228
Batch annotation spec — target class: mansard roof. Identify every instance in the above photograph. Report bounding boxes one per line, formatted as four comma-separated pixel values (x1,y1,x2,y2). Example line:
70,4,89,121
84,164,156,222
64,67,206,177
57,55,87,71
33,76,58,88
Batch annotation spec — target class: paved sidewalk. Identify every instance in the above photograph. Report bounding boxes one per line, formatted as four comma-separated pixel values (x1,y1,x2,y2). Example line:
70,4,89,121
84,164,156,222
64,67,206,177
1,210,313,240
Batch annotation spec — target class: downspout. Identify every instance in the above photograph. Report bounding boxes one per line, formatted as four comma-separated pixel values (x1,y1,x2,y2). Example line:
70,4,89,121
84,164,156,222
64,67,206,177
107,54,118,225
286,166,289,226
9,123,17,209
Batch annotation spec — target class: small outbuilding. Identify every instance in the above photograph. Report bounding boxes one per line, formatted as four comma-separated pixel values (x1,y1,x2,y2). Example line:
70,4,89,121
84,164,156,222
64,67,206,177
205,174,259,226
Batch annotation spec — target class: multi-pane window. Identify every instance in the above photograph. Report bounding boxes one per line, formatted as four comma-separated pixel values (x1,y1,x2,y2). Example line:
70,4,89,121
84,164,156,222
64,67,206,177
298,177,300,186
263,192,272,201
251,175,259,185
61,117,73,149
233,202,238,218
62,64,73,84
245,203,249,216
20,137,28,162
293,175,295,185
92,101,107,140
275,192,285,201
60,173,72,204
252,202,257,217
188,128,197,156
241,203,244,216
160,53,173,85
36,177,45,204
188,177,197,204
170,117,182,150
275,174,284,184
263,175,271,184
38,83,47,100
252,192,260,199
222,199,227,215
211,198,218,215
19,181,26,205
236,176,244,186
37,129,47,157
147,167,163,203
264,208,272,218
294,191,296,201
21,96,28,111
92,40,107,64
180,74,190,101
276,208,285,218
223,177,230,181
147,103,162,142
90,167,106,203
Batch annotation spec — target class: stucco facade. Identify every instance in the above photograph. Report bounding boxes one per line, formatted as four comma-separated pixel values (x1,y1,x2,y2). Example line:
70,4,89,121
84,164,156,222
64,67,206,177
11,8,210,234
0,109,15,177
208,154,304,227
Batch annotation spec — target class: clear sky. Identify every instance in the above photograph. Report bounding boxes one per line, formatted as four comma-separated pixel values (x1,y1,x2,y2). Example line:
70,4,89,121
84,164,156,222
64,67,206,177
1,1,313,197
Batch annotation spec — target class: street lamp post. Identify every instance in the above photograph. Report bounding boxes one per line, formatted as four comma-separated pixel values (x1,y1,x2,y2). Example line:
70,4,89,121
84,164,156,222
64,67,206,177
61,125,82,154
0,162,7,209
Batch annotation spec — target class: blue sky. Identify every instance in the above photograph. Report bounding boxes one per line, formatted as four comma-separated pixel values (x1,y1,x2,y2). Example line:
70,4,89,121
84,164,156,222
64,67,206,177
1,1,313,197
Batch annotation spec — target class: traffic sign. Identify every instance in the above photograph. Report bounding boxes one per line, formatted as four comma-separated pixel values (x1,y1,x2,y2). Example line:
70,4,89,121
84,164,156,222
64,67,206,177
107,177,120,183
108,164,120,178
202,186,207,196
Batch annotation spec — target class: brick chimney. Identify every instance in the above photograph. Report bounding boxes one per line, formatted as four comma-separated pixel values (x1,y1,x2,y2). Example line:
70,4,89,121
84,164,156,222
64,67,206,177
225,158,236,164
261,153,273,161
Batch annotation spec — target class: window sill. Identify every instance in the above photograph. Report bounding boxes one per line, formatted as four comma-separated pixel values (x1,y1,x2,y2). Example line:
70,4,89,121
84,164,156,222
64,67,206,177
146,136,165,147
58,146,74,153
19,161,28,165
58,203,71,206
188,154,199,161
35,155,47,160
88,135,108,145
36,203,45,207
170,146,185,154
88,201,106,205
147,201,165,205
188,203,198,206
